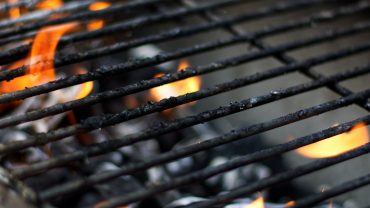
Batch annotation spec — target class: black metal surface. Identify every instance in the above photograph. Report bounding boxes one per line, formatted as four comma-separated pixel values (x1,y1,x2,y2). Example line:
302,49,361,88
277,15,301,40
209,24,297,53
1,40,370,156
0,0,342,79
292,173,370,208
184,140,370,208
0,0,170,39
0,0,369,207
183,0,370,112
1,21,370,128
0,0,97,29
12,64,370,179
0,1,369,101
39,92,370,203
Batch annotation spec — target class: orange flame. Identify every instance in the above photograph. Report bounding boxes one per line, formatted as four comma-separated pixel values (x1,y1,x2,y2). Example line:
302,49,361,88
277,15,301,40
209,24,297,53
30,0,76,79
8,0,21,19
149,59,201,105
0,0,77,94
28,23,76,78
296,122,369,158
87,2,111,31
0,24,76,94
245,196,265,208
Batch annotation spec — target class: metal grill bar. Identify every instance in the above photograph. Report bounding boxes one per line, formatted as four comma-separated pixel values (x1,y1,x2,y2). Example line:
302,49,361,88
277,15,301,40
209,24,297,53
0,168,39,206
183,140,370,208
0,0,98,29
1,40,369,155
0,0,170,39
185,0,370,112
39,104,370,202
1,21,369,128
59,0,334,44
0,0,345,76
56,3,370,70
0,1,369,206
0,0,40,12
242,22,370,113
0,16,369,108
292,174,370,208
0,0,246,50
12,64,370,178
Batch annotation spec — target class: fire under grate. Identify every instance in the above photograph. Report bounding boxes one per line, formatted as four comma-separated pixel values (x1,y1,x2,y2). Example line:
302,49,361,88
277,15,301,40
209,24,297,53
0,0,369,207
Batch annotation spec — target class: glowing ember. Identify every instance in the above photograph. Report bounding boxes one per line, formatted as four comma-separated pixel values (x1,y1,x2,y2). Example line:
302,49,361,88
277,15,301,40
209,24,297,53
245,196,265,208
36,0,63,10
149,59,201,105
8,0,20,19
284,201,295,207
87,1,111,31
89,2,111,11
75,81,94,99
74,68,94,99
296,122,369,158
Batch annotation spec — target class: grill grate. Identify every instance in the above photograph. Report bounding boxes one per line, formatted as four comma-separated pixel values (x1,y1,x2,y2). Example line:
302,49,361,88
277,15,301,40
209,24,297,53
0,0,369,207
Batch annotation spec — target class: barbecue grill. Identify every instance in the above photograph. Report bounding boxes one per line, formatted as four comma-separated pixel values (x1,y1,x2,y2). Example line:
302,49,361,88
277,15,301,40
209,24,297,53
0,0,370,207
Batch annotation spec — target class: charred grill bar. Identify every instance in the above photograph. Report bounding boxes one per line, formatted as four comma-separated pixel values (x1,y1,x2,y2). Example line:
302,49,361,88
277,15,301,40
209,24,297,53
0,0,352,80
40,105,370,205
183,0,370,111
186,139,370,208
0,0,40,12
11,65,370,179
1,41,370,156
0,0,369,207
